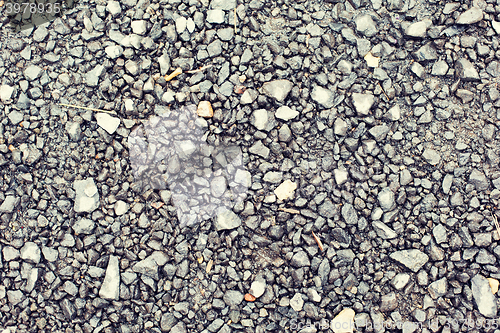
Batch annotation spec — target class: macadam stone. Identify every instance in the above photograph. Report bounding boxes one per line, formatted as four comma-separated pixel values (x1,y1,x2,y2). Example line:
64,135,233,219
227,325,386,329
215,210,241,231
330,308,355,333
390,249,429,272
274,180,297,200
99,256,120,301
95,113,120,135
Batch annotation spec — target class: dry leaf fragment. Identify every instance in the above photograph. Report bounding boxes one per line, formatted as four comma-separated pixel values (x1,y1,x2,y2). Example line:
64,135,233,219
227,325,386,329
493,213,500,238
197,101,213,118
312,231,324,252
364,51,380,68
197,257,203,264
206,259,213,274
488,278,499,294
245,293,256,302
165,67,182,81
278,207,300,214
151,202,164,209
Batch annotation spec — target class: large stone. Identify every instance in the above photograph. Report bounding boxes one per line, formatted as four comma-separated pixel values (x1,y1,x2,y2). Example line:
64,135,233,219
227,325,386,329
85,64,105,87
223,290,243,307
352,93,374,115
428,277,447,299
275,106,299,121
0,196,19,213
311,86,334,108
456,58,480,81
20,242,40,264
261,80,293,102
372,221,397,239
132,257,159,280
422,148,441,165
471,274,497,318
72,218,96,234
0,85,14,102
456,7,483,25
390,249,429,272
251,109,268,131
290,293,304,312
341,203,358,225
95,113,120,135
215,210,241,231
99,256,120,301
210,0,236,10
330,308,355,333
274,180,297,201
378,187,396,212
469,169,489,191
74,178,100,213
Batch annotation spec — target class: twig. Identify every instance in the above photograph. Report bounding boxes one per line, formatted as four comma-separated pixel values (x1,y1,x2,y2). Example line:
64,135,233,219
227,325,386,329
165,67,182,81
378,82,390,100
312,231,324,252
234,7,237,34
185,65,213,74
493,213,500,238
278,207,300,214
58,103,115,114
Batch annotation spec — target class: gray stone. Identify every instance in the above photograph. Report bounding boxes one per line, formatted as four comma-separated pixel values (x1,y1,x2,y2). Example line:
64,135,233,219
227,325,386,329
107,1,121,16
7,290,25,306
428,277,447,299
378,187,395,212
249,279,266,298
352,93,374,115
158,52,170,76
207,40,222,57
311,85,334,108
291,251,311,267
131,20,147,35
275,106,299,121
2,246,20,261
432,224,448,244
114,200,129,215
405,21,429,38
262,80,293,102
341,203,358,225
391,273,410,290
290,293,304,311
20,242,40,264
249,141,269,158
355,14,377,37
456,58,479,81
422,148,441,165
206,9,225,24
414,42,438,62
66,122,82,141
99,255,120,301
72,218,96,234
456,7,483,25
63,281,78,296
431,60,449,76
175,17,187,34
240,89,258,104
379,292,398,312
442,174,453,194
369,124,390,142
61,298,76,320
263,171,283,184
0,196,19,213
469,169,489,191
372,221,397,239
23,65,43,81
251,109,268,131
217,28,234,41
210,0,236,10
41,247,58,262
471,274,497,318
133,257,159,280
85,64,105,87
400,169,413,186
0,85,14,102
74,178,100,213
223,290,243,307
215,210,241,231
334,168,349,185
211,176,227,197
334,118,348,136
390,249,429,272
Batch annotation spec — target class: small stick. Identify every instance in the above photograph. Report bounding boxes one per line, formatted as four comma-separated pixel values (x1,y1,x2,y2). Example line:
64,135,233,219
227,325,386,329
278,207,300,214
185,65,213,74
493,213,500,238
165,67,183,81
206,259,213,274
312,231,324,252
378,82,390,100
58,103,115,114
234,7,237,34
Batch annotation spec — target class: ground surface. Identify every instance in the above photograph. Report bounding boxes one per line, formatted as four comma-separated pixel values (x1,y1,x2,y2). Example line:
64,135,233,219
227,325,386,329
0,0,500,332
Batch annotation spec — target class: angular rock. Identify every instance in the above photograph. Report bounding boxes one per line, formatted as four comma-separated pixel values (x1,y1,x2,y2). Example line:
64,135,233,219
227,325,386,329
249,280,266,298
0,196,19,213
95,113,120,135
456,7,483,25
74,178,100,213
290,293,304,312
72,218,96,234
0,85,14,102
390,249,429,272
372,221,397,239
422,148,441,165
311,86,334,108
472,274,497,318
352,93,374,116
261,80,293,102
330,308,355,333
132,257,159,280
275,106,299,121
251,109,268,131
274,180,297,201
215,210,241,231
223,290,243,307
291,251,310,267
428,277,447,299
20,242,40,264
456,58,480,81
99,255,120,301
469,169,489,191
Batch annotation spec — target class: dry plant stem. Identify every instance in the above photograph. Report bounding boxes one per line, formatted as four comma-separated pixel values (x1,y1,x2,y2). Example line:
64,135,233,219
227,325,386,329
185,65,213,74
165,67,183,81
312,231,324,252
378,82,390,100
58,103,115,114
234,8,237,34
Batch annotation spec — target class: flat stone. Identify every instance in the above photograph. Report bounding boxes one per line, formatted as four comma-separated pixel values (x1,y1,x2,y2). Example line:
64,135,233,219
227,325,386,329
7,290,25,306
223,290,243,307
456,7,483,25
456,58,480,81
291,251,311,267
290,293,304,311
355,14,377,37
107,1,121,16
2,246,20,261
405,20,430,38
274,180,297,201
249,141,269,158
431,60,449,76
369,124,390,141
372,221,397,239
197,101,213,118
23,65,43,81
206,9,225,24
422,148,441,165
334,168,349,185
133,257,159,280
41,247,58,262
251,109,268,131
428,277,448,299
74,178,100,213
215,210,241,231
311,85,334,108
20,242,40,264
0,196,19,213
390,249,429,272
275,106,299,121
131,20,147,35
95,113,120,135
262,80,293,102
341,203,358,225
378,187,395,211
334,118,348,136
249,280,266,298
380,292,398,312
330,308,355,333
471,275,497,318
469,169,489,191
85,64,105,87
391,273,410,290
176,17,187,34
352,93,374,116
114,200,129,215
99,255,120,301
0,85,14,102
210,0,236,10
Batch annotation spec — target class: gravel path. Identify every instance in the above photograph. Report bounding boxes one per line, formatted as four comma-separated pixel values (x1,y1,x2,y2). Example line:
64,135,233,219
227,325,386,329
0,0,500,332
